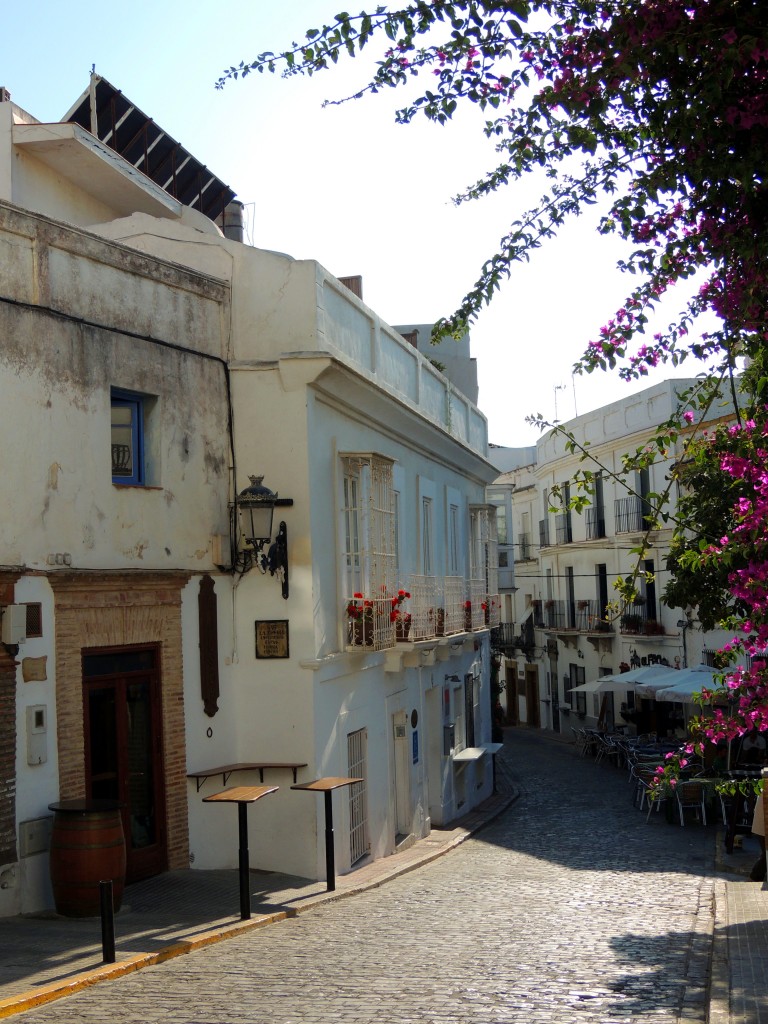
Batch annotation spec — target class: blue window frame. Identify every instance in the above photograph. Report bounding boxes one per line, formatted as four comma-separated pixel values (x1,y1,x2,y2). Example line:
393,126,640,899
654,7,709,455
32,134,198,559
111,389,144,485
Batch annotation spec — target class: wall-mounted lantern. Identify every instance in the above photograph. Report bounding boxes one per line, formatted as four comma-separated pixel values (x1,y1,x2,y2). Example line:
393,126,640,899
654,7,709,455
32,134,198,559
233,475,293,598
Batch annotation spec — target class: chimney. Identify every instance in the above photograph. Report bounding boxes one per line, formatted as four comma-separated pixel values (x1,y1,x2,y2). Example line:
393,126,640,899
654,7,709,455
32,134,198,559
339,276,363,300
0,88,11,104
220,200,244,243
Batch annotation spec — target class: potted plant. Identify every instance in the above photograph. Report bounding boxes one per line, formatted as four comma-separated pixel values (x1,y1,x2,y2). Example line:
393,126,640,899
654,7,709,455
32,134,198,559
389,589,411,640
620,613,642,633
464,600,473,631
347,593,374,646
436,608,445,636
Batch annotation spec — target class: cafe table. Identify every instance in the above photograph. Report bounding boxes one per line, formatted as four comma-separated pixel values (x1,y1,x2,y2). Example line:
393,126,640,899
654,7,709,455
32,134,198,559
291,777,363,892
202,785,278,919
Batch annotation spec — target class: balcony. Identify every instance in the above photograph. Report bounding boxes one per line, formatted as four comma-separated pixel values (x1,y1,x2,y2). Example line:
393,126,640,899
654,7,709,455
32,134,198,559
542,600,566,630
615,496,647,534
516,533,532,562
345,573,495,654
345,595,396,651
440,576,468,635
539,519,550,549
619,602,666,636
575,599,613,633
585,508,606,540
555,513,573,545
467,579,487,630
408,575,439,641
490,622,517,654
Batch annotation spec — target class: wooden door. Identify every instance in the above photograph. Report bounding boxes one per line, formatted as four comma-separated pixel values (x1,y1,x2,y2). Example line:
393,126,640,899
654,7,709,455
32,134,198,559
525,666,540,728
505,664,518,725
83,646,167,882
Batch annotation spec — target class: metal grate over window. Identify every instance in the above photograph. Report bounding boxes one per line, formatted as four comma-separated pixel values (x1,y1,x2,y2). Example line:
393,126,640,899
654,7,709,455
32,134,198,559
24,604,43,638
342,454,396,651
347,728,369,866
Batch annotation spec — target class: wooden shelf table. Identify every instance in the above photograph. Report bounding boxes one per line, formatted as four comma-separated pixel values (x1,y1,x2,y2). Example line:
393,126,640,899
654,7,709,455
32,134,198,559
202,785,278,919
291,777,363,892
188,762,307,792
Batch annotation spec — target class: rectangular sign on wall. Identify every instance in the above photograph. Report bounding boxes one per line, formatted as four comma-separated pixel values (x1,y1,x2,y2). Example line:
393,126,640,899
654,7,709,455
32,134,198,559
255,620,289,659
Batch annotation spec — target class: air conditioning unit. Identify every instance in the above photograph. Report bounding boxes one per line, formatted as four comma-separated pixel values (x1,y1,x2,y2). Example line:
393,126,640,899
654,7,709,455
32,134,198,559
1,605,27,645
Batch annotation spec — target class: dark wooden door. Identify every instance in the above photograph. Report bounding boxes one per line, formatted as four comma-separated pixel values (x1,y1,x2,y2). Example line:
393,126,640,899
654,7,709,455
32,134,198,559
83,646,167,882
525,666,541,728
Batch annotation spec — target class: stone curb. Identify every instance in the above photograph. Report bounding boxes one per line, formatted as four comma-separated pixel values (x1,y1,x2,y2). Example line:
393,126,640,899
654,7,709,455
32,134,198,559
707,879,730,1024
0,787,519,1018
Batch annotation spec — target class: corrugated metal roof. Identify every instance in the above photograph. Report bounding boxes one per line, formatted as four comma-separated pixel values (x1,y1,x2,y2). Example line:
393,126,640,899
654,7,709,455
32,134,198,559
63,75,235,223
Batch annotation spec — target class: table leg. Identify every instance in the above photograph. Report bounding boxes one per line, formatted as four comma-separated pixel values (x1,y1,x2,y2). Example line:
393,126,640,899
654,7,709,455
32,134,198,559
237,802,251,920
324,789,335,892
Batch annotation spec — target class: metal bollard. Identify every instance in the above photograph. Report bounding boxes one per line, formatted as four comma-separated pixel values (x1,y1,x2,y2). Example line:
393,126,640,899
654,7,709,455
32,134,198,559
99,880,116,964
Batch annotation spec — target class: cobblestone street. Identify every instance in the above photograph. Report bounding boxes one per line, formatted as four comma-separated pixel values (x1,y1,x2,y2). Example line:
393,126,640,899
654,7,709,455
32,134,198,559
15,730,718,1023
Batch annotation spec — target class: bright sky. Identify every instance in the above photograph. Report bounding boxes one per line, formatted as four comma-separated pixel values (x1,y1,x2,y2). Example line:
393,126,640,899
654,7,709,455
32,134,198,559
2,0,712,445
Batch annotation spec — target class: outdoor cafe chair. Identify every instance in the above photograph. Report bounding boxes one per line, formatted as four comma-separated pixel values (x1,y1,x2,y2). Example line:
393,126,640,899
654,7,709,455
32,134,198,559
595,733,622,766
631,766,667,821
580,728,600,758
676,780,707,826
571,727,587,756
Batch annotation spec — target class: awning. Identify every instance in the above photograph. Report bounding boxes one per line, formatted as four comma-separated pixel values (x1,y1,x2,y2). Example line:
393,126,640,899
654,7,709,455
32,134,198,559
62,75,236,223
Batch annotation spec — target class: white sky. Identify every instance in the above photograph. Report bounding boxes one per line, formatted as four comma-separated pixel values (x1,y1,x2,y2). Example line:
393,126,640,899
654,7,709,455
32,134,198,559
1,0,712,445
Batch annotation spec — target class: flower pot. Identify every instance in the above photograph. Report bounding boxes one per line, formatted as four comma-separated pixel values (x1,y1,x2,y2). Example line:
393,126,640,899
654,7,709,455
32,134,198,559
464,608,473,631
348,619,373,647
436,609,445,636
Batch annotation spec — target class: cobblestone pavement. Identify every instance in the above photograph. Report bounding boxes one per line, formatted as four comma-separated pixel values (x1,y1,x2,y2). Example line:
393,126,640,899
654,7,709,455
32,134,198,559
14,731,721,1023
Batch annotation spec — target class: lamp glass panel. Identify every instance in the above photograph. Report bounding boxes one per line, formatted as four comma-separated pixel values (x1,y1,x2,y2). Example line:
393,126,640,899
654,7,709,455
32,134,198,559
240,503,274,543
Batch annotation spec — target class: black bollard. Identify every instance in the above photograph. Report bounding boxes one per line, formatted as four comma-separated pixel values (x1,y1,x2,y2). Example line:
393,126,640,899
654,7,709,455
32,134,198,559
99,879,116,963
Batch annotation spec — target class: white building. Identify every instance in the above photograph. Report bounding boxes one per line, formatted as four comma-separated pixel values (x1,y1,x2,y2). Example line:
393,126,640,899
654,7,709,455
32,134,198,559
494,380,736,738
0,77,500,916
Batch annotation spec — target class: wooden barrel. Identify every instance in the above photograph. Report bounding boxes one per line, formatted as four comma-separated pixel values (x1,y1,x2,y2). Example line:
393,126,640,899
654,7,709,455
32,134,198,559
48,800,126,917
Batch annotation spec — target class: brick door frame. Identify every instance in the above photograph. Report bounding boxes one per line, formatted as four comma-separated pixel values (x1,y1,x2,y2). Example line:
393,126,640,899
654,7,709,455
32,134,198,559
0,576,20,868
49,572,190,873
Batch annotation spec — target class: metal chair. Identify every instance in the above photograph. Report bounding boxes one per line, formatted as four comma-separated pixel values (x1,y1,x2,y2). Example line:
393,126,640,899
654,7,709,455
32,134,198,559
676,781,707,826
631,766,666,821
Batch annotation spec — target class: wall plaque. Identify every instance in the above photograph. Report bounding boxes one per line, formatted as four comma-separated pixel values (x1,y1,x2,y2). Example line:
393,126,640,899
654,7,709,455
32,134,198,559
22,656,48,682
255,620,289,659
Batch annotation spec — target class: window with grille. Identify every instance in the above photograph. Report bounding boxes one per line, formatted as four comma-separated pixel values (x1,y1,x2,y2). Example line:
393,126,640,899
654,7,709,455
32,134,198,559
347,728,369,866
464,673,478,749
569,664,586,713
448,504,460,576
341,454,396,649
469,505,499,626
24,603,43,638
422,497,433,575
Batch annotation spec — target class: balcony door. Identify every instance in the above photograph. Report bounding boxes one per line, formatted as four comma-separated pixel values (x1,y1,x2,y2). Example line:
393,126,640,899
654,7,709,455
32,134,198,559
83,646,167,882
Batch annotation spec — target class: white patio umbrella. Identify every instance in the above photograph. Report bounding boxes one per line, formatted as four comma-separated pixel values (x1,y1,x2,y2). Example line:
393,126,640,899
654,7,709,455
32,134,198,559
634,667,688,698
567,678,611,694
569,664,675,695
654,665,725,703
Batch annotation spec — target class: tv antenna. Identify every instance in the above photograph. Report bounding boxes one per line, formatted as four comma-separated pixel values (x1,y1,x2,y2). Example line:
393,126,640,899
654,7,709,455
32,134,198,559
553,384,566,422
